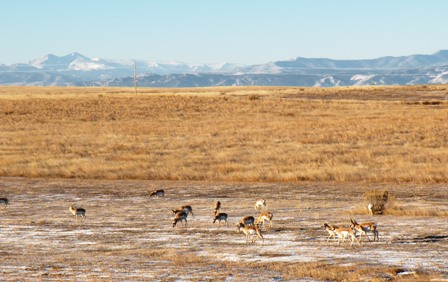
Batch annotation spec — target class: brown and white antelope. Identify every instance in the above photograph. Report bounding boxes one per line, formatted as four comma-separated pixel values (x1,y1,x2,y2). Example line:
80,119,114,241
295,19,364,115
322,223,338,242
255,211,273,230
172,205,194,217
213,200,221,214
239,216,255,226
69,204,86,221
212,211,228,226
0,198,10,208
350,219,379,241
236,222,264,244
254,199,267,211
333,226,360,246
150,189,165,197
172,211,188,227
367,203,374,216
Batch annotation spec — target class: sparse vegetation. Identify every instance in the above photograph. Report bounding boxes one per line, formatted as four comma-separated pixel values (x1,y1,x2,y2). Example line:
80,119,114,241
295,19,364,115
0,178,446,280
0,85,447,280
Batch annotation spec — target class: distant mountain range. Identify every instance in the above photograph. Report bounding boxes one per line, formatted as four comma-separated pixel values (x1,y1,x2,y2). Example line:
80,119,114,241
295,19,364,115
1,51,448,87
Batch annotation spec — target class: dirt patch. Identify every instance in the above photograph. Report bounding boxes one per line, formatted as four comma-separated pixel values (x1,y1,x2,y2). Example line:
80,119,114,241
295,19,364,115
0,177,447,280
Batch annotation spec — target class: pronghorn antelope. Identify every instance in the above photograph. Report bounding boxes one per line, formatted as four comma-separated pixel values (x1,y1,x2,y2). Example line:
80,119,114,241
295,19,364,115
212,211,228,226
254,199,267,211
236,222,264,243
367,203,374,216
255,211,273,230
172,205,194,217
350,219,379,241
239,216,255,226
69,204,86,221
150,189,165,197
322,223,338,242
213,200,221,214
333,226,360,246
172,211,188,227
0,198,10,208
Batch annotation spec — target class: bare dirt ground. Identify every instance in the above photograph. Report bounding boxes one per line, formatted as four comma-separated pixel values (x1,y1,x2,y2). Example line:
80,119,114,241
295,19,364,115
0,177,447,281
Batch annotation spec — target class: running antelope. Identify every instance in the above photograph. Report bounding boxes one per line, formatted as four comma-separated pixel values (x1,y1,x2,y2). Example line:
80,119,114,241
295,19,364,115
333,226,360,246
322,223,338,242
172,211,188,227
255,211,273,230
150,189,165,197
236,222,264,244
350,219,379,241
172,205,194,217
213,200,221,214
69,204,86,221
0,198,10,208
212,211,228,226
254,199,267,211
239,216,255,226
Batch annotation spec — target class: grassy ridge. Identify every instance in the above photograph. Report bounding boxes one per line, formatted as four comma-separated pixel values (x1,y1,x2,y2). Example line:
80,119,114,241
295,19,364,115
0,85,447,182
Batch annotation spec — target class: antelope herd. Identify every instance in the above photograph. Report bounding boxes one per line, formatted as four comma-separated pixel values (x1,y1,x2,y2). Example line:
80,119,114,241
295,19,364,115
0,193,383,246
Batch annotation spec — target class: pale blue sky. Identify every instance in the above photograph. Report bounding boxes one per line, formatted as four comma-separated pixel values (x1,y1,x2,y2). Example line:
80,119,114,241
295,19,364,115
1,0,448,65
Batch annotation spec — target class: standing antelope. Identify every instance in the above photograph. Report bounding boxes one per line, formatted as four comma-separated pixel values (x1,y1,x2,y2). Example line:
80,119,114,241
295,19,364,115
367,203,374,216
254,199,267,211
0,198,10,208
236,222,264,244
172,205,194,217
213,200,221,214
350,219,379,241
333,226,360,246
212,211,228,226
150,189,165,197
322,223,338,242
69,204,86,221
239,216,255,226
172,211,188,227
255,211,273,230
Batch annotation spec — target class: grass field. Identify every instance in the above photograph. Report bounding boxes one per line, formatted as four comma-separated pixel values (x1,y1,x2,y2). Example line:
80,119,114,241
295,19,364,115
0,85,447,280
1,85,447,182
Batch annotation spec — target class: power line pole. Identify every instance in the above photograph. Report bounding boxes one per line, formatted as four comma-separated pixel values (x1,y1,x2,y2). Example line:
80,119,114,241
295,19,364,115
134,61,137,95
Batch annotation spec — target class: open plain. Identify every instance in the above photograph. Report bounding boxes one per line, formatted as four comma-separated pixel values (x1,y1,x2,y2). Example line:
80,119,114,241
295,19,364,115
0,85,447,280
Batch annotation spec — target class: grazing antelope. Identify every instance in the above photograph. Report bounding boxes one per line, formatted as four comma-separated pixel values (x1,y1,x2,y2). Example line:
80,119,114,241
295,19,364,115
322,223,338,242
150,189,165,197
239,216,255,226
255,211,273,230
350,219,379,241
236,222,264,244
69,204,86,221
0,198,10,208
172,205,194,217
367,203,374,216
213,200,221,214
212,211,228,226
333,226,360,246
254,199,267,211
172,211,188,227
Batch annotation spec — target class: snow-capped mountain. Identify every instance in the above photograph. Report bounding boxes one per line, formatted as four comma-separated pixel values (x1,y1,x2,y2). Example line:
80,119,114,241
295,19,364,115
1,50,448,86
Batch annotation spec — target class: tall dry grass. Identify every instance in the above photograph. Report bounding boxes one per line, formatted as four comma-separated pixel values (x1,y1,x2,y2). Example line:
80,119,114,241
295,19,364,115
0,85,447,182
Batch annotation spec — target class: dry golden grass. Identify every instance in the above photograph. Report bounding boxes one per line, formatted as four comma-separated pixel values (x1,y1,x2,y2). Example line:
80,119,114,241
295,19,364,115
0,85,447,182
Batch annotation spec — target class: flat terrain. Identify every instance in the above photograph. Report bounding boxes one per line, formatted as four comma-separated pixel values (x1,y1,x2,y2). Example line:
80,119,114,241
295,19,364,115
1,85,447,182
0,178,447,281
0,85,447,280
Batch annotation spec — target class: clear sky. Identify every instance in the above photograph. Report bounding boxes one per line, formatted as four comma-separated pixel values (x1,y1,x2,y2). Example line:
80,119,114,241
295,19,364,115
1,0,448,65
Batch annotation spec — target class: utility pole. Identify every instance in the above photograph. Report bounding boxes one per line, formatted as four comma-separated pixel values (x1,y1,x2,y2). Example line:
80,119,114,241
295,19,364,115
134,61,137,95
